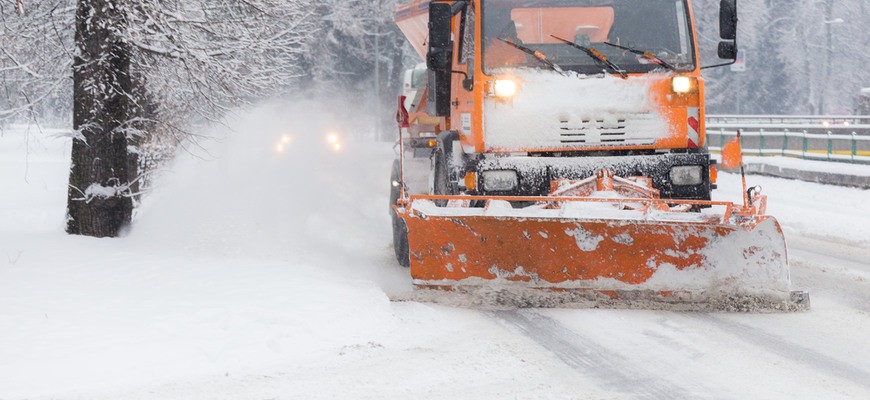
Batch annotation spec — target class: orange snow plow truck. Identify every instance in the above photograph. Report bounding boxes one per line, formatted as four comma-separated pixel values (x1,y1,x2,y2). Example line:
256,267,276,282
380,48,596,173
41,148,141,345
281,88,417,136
390,0,808,308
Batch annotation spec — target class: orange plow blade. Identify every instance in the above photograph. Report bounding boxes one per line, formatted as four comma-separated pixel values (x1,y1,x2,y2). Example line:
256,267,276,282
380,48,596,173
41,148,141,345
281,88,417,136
397,196,806,307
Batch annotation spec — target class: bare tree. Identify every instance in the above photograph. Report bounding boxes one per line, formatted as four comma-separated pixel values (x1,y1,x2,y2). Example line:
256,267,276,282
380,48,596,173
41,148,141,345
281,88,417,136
0,1,73,125
127,1,317,132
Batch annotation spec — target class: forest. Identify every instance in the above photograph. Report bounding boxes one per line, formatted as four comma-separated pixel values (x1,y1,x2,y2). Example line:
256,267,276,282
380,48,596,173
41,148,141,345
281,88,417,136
2,0,868,125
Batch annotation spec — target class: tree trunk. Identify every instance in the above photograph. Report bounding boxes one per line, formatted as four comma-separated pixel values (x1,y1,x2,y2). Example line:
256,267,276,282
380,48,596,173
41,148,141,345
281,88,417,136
66,0,134,237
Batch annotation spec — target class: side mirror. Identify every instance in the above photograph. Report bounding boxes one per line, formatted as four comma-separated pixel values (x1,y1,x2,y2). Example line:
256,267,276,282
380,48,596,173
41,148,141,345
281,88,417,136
702,0,740,68
719,0,737,40
426,3,453,71
462,78,473,91
718,41,737,60
426,3,453,117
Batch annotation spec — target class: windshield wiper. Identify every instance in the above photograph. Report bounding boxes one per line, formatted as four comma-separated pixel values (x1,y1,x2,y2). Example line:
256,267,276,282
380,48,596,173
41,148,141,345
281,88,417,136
497,38,566,75
602,42,678,72
550,35,627,79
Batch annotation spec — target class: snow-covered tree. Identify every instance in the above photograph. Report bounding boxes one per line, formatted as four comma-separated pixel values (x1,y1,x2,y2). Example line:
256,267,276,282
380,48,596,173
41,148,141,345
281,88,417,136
302,0,408,140
65,0,135,236
0,1,73,124
2,0,318,237
696,0,870,114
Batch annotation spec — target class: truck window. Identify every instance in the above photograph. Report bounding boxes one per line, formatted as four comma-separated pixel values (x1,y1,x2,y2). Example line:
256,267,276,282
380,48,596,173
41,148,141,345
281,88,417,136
482,0,696,75
411,68,425,89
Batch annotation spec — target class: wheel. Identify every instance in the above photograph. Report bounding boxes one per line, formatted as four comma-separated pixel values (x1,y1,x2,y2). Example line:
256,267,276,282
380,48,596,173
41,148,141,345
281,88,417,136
389,159,401,214
392,213,410,267
389,159,410,267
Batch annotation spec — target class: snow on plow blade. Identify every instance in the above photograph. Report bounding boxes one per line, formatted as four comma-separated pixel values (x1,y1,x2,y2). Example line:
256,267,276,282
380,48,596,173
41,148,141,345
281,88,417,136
398,196,805,308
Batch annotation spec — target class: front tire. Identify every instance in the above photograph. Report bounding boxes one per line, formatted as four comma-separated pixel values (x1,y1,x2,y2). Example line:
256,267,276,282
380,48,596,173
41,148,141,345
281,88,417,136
390,159,410,267
392,214,410,267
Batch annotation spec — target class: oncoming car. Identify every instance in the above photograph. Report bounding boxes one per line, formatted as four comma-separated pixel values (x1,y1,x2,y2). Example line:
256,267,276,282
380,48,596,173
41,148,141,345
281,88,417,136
273,127,347,155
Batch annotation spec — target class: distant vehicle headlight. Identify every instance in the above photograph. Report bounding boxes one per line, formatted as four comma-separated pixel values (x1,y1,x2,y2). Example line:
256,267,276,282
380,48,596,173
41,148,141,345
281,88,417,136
482,170,518,191
326,132,343,151
670,165,703,186
275,134,291,153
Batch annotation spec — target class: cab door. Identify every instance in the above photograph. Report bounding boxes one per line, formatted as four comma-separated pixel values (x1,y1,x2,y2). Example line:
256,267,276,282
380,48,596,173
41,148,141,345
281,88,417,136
451,3,476,141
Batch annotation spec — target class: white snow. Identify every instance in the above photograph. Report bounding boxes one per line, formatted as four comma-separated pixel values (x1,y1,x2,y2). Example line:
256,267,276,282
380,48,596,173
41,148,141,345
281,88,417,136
0,108,607,399
741,155,870,177
713,168,870,247
483,70,669,151
3,106,870,399
82,182,121,200
710,152,870,178
564,226,603,251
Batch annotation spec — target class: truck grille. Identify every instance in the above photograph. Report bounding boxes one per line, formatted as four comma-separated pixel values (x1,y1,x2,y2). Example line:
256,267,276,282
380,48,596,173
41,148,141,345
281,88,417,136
557,114,656,146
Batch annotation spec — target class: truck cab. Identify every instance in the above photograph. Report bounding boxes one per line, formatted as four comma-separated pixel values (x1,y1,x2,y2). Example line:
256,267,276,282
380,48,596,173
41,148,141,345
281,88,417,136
396,0,738,202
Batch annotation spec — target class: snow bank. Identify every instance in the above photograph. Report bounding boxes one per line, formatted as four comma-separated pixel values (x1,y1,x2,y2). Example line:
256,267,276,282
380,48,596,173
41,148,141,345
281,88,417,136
0,113,615,398
714,171,870,247
0,125,71,232
742,155,870,177
0,103,411,398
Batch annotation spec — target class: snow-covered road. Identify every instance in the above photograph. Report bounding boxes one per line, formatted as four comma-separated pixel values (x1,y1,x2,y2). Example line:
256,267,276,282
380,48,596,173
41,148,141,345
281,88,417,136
2,106,869,399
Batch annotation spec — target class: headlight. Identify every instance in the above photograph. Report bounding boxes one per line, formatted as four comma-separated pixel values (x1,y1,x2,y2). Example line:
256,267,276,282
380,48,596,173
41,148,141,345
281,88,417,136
492,79,518,98
482,170,518,191
671,76,692,94
326,133,342,151
275,134,291,153
670,165,703,186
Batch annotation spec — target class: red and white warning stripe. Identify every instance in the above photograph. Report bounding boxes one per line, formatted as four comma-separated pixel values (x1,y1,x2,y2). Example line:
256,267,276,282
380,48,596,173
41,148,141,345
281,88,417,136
687,107,700,148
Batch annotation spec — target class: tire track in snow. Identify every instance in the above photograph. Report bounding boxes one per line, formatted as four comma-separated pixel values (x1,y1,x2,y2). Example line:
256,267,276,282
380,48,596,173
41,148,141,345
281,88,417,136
787,234,870,312
788,234,870,276
694,315,870,390
489,310,710,400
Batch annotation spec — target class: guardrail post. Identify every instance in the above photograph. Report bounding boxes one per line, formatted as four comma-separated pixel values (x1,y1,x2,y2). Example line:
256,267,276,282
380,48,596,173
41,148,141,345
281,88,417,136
802,130,808,160
827,131,833,161
720,128,725,149
782,129,788,157
852,131,858,164
759,128,765,156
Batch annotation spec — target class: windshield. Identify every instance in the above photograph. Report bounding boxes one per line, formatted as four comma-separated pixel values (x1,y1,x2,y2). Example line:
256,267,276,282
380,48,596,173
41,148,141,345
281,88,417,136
411,67,426,88
482,0,696,75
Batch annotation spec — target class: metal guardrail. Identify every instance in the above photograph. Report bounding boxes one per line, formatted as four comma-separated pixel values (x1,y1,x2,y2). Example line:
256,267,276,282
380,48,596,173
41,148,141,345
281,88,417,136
707,114,870,126
706,115,870,165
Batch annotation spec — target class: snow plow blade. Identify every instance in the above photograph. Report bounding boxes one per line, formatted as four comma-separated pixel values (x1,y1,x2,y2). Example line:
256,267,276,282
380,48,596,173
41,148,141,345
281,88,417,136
397,195,806,308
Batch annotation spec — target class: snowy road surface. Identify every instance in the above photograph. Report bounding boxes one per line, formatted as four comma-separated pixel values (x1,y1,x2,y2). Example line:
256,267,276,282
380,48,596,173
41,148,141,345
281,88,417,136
2,105,870,399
